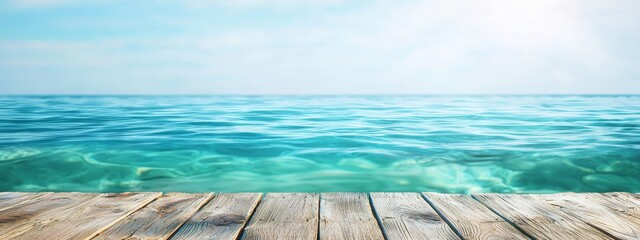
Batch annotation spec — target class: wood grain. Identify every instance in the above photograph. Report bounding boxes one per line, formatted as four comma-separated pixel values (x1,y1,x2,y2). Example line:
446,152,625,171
1,192,638,240
320,193,384,240
423,193,528,240
94,193,212,240
242,193,319,240
0,192,99,239
171,193,262,240
8,192,161,240
369,192,459,240
0,192,51,212
537,192,640,239
598,192,640,221
474,194,613,240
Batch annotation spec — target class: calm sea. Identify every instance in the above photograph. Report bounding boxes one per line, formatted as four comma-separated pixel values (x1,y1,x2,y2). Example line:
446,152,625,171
0,95,638,193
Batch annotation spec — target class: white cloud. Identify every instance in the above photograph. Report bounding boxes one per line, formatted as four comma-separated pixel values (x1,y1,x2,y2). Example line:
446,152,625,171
181,0,345,8
7,0,102,7
6,0,345,8
1,0,639,94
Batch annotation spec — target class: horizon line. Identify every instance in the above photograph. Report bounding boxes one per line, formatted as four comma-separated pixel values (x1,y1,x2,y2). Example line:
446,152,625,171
1,93,639,97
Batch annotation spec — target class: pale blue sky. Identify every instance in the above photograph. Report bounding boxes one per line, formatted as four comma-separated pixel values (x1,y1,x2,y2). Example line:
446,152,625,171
0,0,639,94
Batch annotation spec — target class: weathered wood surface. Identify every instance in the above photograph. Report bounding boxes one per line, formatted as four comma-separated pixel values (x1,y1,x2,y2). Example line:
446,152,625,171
474,194,614,239
370,192,459,240
0,192,50,212
94,193,212,240
320,193,384,240
0,193,100,239
537,193,640,239
171,193,262,240
0,192,638,240
597,192,640,224
8,192,161,240
423,193,528,240
242,193,319,240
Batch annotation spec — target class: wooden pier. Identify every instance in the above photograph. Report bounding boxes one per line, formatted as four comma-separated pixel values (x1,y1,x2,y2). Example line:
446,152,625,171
1,192,639,239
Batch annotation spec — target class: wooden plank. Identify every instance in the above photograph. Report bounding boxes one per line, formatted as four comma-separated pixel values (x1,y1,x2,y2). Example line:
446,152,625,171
536,193,640,239
2,192,638,240
94,193,213,240
242,193,319,240
606,193,640,225
0,193,100,238
369,192,459,240
7,192,161,240
171,193,262,240
423,193,528,240
598,192,640,220
0,192,51,212
474,194,613,239
320,193,384,240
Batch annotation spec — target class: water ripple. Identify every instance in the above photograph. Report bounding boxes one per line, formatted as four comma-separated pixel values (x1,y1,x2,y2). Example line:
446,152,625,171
0,95,639,193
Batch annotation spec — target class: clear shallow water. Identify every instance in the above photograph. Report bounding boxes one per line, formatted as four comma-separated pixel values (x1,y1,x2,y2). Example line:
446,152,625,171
0,95,639,193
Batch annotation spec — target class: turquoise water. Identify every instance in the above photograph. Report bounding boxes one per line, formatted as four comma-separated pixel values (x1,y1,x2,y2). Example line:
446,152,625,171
0,96,639,193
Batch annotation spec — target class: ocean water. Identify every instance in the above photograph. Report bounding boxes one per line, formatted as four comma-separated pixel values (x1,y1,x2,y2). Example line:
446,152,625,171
0,95,639,193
